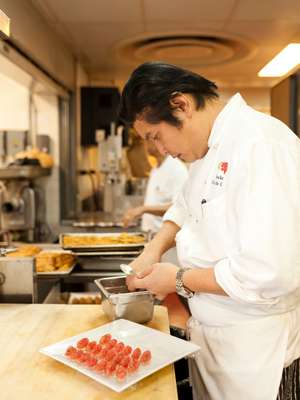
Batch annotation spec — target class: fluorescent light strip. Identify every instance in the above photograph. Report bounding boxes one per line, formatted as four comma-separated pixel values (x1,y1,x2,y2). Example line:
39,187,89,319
258,43,300,77
0,9,10,38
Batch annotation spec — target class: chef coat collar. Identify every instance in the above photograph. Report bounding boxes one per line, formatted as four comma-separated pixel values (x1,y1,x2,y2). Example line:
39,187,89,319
208,93,246,148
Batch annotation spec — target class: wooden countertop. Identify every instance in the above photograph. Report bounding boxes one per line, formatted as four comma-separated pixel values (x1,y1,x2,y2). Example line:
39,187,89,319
0,304,178,400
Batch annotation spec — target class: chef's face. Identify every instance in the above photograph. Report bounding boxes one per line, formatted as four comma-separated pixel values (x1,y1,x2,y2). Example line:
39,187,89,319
134,118,208,163
133,93,210,162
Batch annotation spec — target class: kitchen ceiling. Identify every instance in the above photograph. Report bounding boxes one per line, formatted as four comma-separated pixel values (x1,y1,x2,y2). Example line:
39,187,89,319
30,0,300,88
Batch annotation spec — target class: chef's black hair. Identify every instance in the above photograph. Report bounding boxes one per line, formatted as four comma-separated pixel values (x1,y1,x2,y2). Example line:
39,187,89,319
118,61,219,128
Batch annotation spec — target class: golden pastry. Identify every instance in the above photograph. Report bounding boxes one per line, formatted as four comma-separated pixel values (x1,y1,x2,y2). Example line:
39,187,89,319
35,251,76,272
6,245,41,257
63,233,145,247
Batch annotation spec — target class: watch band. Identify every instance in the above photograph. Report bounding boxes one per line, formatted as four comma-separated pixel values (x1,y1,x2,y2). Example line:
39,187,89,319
176,267,194,298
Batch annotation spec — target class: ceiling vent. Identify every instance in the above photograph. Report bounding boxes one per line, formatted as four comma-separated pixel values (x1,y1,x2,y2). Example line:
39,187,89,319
113,33,254,67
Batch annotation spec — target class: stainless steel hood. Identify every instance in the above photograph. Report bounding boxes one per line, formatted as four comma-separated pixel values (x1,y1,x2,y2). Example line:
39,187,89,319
0,9,10,38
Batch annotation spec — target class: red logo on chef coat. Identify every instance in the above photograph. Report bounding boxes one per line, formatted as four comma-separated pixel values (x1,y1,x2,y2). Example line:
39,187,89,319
218,162,228,174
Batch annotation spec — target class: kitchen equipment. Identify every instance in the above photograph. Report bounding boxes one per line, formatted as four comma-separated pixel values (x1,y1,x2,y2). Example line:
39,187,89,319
5,130,28,158
96,123,124,217
0,180,36,241
0,247,16,256
0,256,35,302
0,162,50,242
60,232,147,255
0,165,51,180
94,275,154,323
36,134,51,153
119,263,136,276
72,220,138,228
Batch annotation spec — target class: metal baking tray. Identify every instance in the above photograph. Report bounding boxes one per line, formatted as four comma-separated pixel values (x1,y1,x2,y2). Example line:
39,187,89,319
0,166,51,180
59,232,147,252
75,250,142,257
72,221,138,228
94,275,154,324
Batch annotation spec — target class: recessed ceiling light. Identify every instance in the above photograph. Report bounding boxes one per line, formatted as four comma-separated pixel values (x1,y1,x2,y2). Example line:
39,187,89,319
258,43,300,77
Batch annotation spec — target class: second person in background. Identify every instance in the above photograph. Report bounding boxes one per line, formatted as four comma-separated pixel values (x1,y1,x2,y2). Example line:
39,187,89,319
122,140,188,232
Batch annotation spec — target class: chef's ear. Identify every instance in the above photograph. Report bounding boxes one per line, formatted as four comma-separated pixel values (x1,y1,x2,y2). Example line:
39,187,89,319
169,92,192,118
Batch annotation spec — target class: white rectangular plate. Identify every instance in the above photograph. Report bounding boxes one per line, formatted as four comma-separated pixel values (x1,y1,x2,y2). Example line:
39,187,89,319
40,319,200,393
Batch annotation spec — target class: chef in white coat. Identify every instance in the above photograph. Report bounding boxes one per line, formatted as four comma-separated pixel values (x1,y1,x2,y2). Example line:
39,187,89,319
122,140,188,232
118,61,300,400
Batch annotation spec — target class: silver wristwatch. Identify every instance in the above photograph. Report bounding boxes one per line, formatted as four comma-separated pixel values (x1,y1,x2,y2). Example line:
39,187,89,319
176,267,194,298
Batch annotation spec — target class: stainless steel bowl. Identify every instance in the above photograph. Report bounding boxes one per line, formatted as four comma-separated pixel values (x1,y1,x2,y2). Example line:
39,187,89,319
94,275,154,324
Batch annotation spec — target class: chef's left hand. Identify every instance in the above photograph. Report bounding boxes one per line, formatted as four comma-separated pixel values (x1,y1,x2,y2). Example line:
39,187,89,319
133,262,179,301
122,206,144,228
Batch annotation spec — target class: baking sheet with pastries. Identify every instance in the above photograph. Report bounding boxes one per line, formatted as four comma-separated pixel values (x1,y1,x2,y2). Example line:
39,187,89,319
68,292,101,304
61,232,146,249
35,250,76,273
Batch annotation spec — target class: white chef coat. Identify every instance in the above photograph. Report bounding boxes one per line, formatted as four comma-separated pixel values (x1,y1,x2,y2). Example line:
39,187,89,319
141,155,188,233
163,93,300,400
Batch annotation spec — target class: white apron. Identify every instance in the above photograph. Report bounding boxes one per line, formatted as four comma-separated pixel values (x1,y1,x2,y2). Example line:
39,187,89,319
172,95,300,400
186,311,300,400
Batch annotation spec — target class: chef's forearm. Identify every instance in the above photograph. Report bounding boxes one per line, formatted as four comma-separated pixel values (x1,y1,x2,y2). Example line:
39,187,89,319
141,203,171,216
144,220,180,258
183,267,228,296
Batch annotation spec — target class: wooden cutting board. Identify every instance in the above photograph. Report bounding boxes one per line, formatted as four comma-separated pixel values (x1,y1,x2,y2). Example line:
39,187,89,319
0,304,178,400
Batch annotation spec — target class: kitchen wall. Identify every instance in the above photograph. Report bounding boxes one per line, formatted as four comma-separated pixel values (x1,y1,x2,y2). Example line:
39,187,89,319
115,79,271,114
0,53,61,235
33,92,60,231
0,55,29,131
220,87,271,114
75,62,100,211
0,0,75,89
0,0,94,226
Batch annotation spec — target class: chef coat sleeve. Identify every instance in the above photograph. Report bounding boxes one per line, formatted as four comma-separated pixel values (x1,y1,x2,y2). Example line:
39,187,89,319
214,141,300,305
163,188,188,228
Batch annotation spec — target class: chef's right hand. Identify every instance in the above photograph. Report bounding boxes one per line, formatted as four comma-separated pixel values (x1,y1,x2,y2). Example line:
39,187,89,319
126,250,160,291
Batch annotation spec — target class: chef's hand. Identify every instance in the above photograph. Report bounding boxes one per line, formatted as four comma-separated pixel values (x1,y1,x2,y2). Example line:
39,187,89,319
122,206,144,228
126,249,161,291
131,262,179,301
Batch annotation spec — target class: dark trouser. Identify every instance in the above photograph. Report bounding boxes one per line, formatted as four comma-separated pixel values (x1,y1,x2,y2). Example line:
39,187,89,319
277,358,300,400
